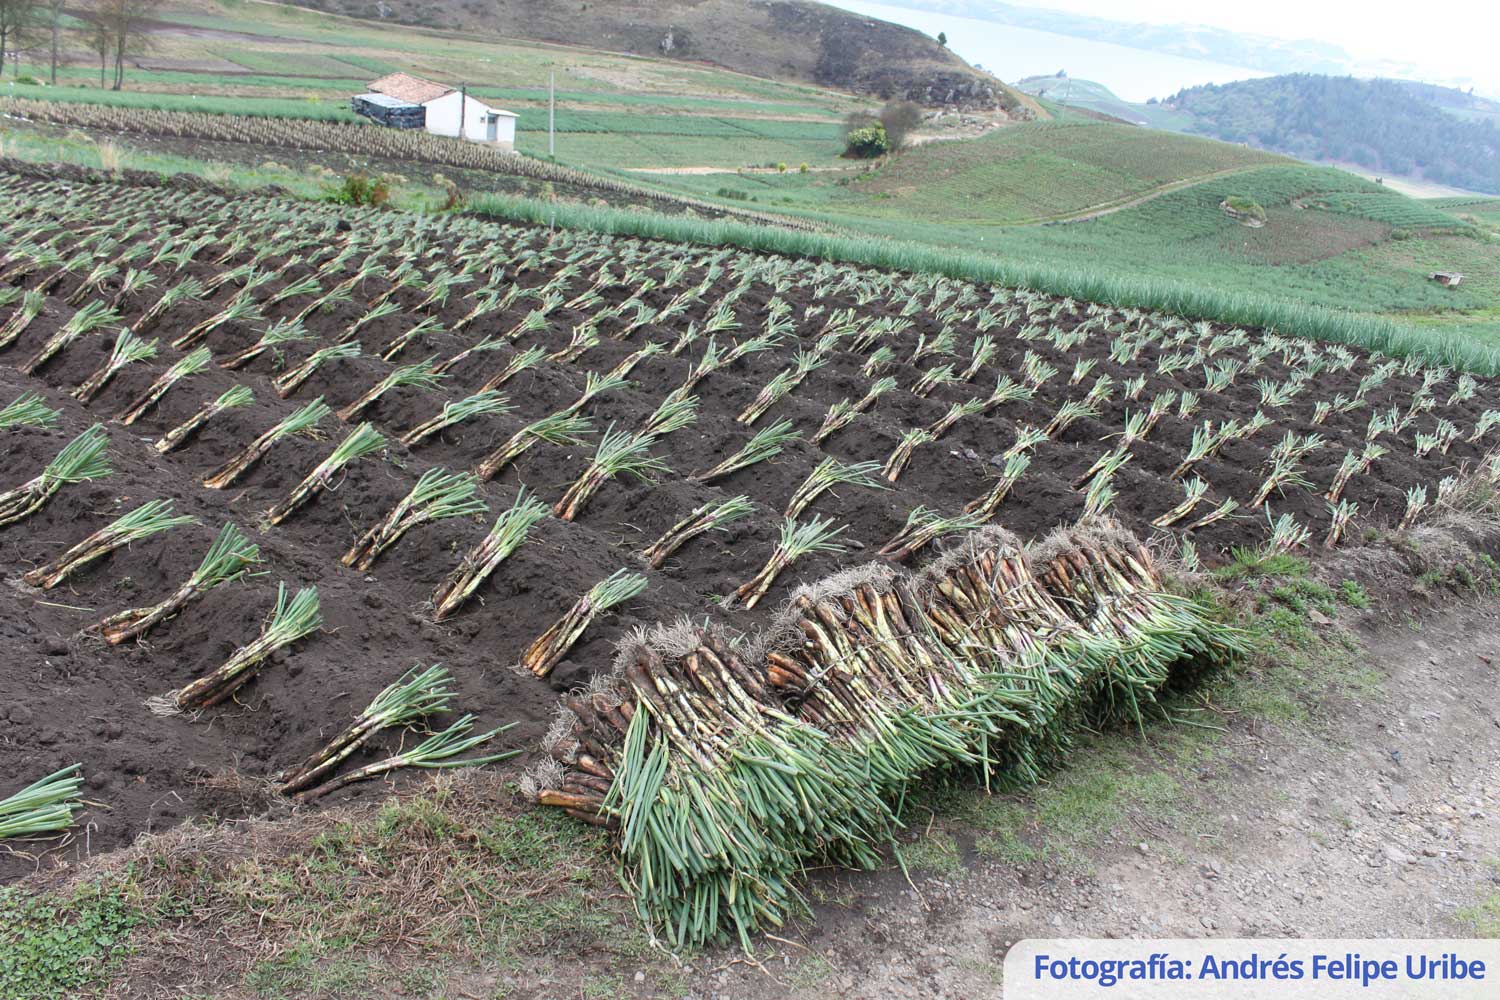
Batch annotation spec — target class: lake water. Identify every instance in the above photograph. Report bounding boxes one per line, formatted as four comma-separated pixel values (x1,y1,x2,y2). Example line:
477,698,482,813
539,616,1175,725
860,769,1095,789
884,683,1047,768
826,0,1269,102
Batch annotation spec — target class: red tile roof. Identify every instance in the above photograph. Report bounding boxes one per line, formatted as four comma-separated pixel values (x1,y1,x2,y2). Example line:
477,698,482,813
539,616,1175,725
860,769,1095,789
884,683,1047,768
367,72,454,106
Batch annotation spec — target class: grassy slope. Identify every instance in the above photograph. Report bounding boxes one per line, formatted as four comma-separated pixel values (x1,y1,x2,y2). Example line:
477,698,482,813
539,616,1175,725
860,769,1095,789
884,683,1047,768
5,0,859,167
7,1,1496,345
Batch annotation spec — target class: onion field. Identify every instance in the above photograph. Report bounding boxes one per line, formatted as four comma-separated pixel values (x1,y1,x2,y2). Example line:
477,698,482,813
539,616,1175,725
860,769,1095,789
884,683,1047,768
3,166,1497,946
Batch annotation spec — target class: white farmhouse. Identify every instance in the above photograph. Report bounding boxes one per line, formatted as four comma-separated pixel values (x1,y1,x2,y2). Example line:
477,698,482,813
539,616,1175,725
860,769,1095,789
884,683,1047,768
356,72,518,150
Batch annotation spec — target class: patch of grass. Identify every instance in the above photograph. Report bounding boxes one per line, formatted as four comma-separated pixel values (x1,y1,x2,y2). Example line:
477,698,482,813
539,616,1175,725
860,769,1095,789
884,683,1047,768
0,881,144,1000
966,745,1182,868
1456,864,1500,937
1338,580,1372,608
788,953,835,990
1215,547,1310,581
900,829,964,875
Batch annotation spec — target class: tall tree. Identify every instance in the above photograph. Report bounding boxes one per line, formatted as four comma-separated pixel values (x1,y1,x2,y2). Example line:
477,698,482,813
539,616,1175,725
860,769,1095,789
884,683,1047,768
44,0,64,84
95,0,160,91
0,0,40,78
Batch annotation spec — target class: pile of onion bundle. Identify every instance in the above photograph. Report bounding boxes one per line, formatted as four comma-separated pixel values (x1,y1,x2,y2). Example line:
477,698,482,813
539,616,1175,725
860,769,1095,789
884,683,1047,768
23,498,195,590
0,423,111,528
534,523,1240,948
97,521,262,643
158,582,322,711
0,765,84,840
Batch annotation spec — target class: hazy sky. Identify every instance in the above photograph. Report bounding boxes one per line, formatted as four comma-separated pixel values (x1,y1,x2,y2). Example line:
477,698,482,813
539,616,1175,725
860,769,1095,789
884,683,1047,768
1002,0,1499,89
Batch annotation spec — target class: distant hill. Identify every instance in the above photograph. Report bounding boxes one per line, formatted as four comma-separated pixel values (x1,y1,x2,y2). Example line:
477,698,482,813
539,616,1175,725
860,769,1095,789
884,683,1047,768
286,0,1022,110
1163,75,1500,195
848,0,1493,94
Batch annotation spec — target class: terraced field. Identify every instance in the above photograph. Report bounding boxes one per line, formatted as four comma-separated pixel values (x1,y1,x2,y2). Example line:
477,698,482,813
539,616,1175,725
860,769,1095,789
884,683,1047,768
5,167,1500,945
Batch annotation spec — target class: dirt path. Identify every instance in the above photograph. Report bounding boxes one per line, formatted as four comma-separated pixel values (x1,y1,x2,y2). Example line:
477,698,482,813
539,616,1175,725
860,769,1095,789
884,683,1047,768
681,604,1500,999
1028,165,1271,226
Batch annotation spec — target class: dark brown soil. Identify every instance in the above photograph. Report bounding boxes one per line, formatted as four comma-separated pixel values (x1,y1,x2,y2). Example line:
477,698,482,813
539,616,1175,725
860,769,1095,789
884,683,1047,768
2,166,1496,880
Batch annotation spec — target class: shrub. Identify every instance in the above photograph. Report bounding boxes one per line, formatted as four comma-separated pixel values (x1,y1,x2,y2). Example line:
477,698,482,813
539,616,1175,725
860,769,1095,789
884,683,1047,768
799,163,809,174
1223,196,1267,223
844,125,889,159
327,172,390,207
879,101,924,150
715,187,749,201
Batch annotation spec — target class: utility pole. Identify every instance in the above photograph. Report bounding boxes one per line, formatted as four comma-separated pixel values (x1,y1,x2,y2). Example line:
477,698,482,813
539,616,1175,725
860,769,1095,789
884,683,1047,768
549,70,555,158
459,83,467,141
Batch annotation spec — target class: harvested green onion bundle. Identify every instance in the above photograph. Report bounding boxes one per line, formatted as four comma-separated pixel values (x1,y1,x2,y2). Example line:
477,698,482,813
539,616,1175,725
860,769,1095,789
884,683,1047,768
279,663,455,795
219,317,310,370
731,515,847,609
520,569,648,678
784,458,887,519
0,424,111,529
401,390,512,447
274,342,360,398
0,765,84,840
173,291,263,350
163,583,322,710
431,487,549,621
0,390,60,430
878,506,986,561
537,524,1241,949
265,423,386,525
156,385,253,454
117,346,212,424
343,468,485,570
204,397,328,488
20,300,122,375
641,495,754,568
691,420,798,484
24,499,195,590
0,290,46,350
293,715,517,803
554,425,669,522
474,411,591,481
73,329,159,404
337,357,445,422
98,521,262,644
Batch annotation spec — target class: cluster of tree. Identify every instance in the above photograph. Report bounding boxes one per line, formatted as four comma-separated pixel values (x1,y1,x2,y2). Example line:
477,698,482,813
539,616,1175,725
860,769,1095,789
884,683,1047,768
1165,74,1500,195
0,0,161,90
842,100,925,159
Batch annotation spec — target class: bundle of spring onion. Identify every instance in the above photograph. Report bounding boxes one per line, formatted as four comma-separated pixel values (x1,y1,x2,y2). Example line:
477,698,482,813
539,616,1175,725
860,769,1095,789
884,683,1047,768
0,424,111,528
97,521,262,643
264,423,385,525
279,663,454,795
534,522,1241,948
156,385,253,454
160,583,322,711
343,468,485,571
0,391,59,430
0,765,84,840
23,499,196,590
